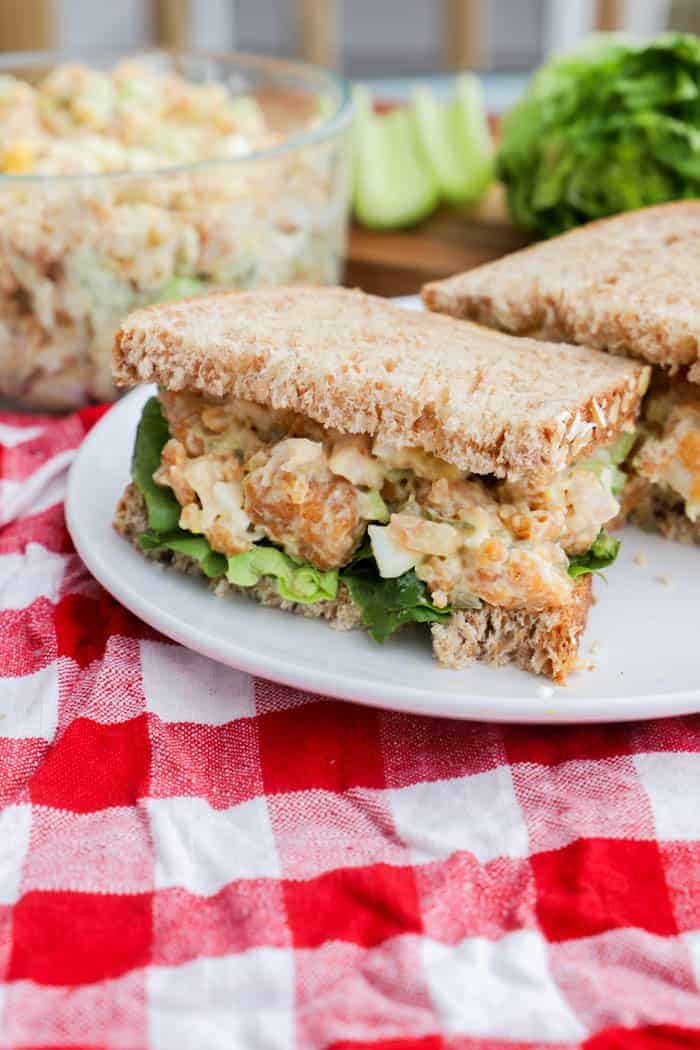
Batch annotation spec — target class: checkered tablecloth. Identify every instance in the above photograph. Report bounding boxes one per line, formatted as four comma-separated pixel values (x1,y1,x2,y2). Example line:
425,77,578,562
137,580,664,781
0,405,699,1050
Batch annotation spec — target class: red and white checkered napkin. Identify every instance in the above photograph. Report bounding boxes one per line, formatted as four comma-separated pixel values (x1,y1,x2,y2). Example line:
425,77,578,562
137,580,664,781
0,406,699,1050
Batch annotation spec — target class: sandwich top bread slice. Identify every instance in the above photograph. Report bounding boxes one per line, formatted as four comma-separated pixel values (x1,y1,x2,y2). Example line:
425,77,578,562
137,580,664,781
422,201,700,544
113,286,648,682
422,201,700,374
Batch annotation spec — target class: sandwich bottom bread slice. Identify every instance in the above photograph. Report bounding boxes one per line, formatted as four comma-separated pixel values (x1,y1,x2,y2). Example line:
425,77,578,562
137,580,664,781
423,202,700,547
115,479,593,681
112,287,648,682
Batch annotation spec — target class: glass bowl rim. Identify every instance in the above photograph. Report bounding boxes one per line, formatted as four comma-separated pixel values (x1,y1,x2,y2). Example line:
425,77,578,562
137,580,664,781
0,47,353,185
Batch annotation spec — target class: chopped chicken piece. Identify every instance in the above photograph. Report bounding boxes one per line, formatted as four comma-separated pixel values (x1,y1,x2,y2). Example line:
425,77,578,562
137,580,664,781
154,438,195,505
328,435,386,489
243,438,367,570
389,513,462,557
417,531,572,612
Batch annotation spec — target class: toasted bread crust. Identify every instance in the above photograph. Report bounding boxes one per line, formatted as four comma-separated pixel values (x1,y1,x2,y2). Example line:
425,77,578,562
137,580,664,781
114,286,647,483
423,201,700,375
115,482,591,681
430,576,592,683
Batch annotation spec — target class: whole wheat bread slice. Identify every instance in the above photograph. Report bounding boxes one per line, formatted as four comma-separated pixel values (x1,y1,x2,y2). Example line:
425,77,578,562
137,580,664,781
113,286,648,484
115,483,591,682
431,579,592,683
423,201,700,376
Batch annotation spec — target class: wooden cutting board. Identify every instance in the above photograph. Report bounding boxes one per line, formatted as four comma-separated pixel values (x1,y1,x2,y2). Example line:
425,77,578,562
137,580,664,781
344,183,530,298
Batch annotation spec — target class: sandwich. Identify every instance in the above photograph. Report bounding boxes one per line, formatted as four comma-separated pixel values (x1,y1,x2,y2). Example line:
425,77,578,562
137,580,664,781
112,287,648,682
423,200,700,545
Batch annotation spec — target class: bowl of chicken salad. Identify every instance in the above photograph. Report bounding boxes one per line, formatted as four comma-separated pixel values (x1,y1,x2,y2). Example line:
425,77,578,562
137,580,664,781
0,50,352,408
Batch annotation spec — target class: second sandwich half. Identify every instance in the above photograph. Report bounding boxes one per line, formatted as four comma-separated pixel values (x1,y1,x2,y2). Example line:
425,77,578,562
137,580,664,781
113,287,649,681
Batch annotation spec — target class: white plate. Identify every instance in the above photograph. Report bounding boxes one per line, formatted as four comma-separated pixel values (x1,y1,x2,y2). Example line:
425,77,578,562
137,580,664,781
66,299,700,723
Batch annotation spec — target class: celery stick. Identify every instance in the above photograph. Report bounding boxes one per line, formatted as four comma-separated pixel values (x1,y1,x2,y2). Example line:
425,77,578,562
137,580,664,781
412,74,493,207
353,85,439,230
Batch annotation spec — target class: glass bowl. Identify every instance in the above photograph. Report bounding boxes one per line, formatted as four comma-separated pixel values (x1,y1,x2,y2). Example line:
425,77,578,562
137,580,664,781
0,50,352,409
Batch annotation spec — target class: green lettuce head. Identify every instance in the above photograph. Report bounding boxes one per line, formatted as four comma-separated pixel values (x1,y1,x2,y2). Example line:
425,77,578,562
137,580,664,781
498,33,700,236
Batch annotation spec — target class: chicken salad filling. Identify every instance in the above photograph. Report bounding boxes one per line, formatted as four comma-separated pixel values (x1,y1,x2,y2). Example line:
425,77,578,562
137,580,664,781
0,61,349,407
633,380,700,522
131,392,625,641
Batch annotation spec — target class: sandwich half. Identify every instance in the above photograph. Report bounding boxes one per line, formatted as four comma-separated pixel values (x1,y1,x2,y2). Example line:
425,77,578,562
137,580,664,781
423,201,700,544
113,287,648,681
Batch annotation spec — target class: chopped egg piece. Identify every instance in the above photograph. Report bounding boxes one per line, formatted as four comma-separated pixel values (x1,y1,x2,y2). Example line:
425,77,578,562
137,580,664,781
368,524,418,578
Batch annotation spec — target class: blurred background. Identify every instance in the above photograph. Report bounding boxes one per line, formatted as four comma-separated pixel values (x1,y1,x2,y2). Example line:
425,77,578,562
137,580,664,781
1,1,699,110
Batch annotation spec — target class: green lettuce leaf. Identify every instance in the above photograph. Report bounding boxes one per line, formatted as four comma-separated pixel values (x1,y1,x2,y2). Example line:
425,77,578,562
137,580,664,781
131,396,181,534
139,528,227,578
227,546,339,604
498,33,700,236
567,529,620,578
608,429,637,465
580,429,637,497
341,558,451,643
